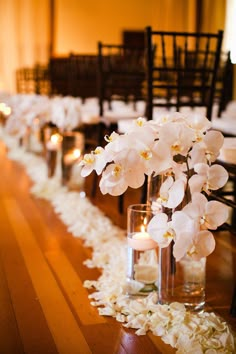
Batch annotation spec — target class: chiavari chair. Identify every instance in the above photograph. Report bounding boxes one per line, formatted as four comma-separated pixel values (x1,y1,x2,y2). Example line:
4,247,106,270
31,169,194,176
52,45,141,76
215,51,233,117
69,54,97,100
97,41,146,118
48,56,71,97
145,26,223,120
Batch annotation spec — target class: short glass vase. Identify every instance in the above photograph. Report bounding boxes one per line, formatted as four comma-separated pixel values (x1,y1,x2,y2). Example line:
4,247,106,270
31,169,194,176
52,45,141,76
126,204,159,297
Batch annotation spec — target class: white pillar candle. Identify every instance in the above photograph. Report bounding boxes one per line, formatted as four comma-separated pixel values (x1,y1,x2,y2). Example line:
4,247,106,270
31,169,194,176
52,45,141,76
128,231,157,251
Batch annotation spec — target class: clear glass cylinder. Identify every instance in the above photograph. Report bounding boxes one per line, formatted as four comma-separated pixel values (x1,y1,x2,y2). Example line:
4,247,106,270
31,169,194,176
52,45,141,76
126,204,159,297
147,173,206,311
43,125,62,178
61,131,85,189
158,242,206,311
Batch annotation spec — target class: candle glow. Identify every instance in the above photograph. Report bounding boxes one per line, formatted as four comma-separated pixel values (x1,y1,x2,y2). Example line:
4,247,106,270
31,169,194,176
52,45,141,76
46,133,62,150
64,148,81,165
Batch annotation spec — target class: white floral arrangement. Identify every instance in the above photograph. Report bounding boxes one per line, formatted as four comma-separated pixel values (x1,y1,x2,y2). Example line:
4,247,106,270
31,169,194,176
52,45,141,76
4,94,51,137
2,112,235,353
80,112,229,261
50,96,82,131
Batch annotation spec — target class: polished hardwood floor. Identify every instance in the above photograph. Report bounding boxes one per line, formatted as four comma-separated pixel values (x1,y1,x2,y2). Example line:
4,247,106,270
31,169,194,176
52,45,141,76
0,140,235,354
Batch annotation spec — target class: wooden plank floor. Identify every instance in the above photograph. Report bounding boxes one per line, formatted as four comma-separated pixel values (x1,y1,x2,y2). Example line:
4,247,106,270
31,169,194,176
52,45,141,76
0,141,235,354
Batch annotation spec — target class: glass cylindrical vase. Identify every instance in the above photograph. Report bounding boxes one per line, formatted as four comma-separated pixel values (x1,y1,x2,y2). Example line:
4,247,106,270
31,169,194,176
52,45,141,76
146,173,206,311
126,204,159,297
43,125,62,178
61,131,85,189
158,243,206,311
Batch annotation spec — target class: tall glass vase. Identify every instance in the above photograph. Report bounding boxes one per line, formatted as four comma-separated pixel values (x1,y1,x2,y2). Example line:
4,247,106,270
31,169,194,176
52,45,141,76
43,125,62,178
61,131,85,190
158,243,206,311
147,173,206,311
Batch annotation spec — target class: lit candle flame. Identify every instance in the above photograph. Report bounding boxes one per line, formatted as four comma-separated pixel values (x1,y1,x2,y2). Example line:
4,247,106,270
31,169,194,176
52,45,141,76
51,133,62,144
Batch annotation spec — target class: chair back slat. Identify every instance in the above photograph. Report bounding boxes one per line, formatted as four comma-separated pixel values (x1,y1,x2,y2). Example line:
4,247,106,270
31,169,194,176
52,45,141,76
145,26,223,120
97,41,146,117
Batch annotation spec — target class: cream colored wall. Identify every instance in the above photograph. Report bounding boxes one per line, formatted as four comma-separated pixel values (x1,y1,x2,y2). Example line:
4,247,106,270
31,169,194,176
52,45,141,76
0,0,232,94
54,0,151,55
200,0,226,33
0,0,50,93
150,0,197,32
53,0,236,100
53,0,198,55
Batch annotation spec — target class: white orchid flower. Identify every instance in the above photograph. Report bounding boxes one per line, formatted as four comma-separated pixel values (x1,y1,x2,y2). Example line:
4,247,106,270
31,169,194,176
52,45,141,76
183,192,229,230
5,115,28,138
154,111,186,125
104,131,120,143
159,121,195,156
190,130,224,167
80,147,106,177
171,211,215,260
157,176,186,209
99,162,145,196
128,117,158,136
185,112,212,139
149,140,173,175
189,163,229,195
147,213,175,248
105,132,155,175
50,96,81,130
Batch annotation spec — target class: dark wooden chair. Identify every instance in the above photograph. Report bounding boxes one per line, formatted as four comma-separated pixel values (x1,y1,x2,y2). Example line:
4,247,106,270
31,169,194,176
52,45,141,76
215,51,233,117
231,285,236,316
16,65,49,95
145,27,223,121
69,54,98,100
97,42,146,118
210,158,236,234
48,56,71,96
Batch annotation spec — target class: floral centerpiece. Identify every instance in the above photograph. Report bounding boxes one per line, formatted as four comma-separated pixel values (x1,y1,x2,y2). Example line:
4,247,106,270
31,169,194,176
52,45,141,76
80,112,229,261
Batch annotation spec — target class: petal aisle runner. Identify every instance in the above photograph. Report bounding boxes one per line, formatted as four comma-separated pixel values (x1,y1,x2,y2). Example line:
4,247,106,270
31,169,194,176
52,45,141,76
2,133,236,354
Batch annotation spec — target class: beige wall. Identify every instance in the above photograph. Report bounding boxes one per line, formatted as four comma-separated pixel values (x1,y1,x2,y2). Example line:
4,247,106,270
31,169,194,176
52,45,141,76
0,0,50,92
53,0,197,55
54,0,151,55
200,0,226,33
53,0,236,99
0,0,232,94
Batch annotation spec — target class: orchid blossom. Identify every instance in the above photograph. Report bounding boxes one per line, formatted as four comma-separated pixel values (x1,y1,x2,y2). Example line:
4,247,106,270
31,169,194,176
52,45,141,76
190,130,224,167
79,113,229,261
146,213,174,248
157,176,186,209
80,147,106,177
189,163,229,195
183,192,229,231
171,210,216,261
158,121,195,157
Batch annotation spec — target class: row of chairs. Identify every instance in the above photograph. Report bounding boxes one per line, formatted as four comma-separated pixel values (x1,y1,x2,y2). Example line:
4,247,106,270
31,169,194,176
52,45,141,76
16,31,233,121
16,28,235,219
146,27,236,236
145,27,223,120
50,54,98,99
15,26,236,316
16,64,50,95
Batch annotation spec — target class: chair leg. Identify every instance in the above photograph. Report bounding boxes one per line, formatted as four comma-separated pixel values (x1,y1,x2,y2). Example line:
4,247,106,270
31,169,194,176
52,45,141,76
230,285,236,317
140,175,148,204
91,172,97,198
118,194,124,214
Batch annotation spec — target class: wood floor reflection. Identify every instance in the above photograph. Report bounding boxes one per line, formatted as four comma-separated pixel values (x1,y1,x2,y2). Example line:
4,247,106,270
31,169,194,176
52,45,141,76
0,141,235,354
